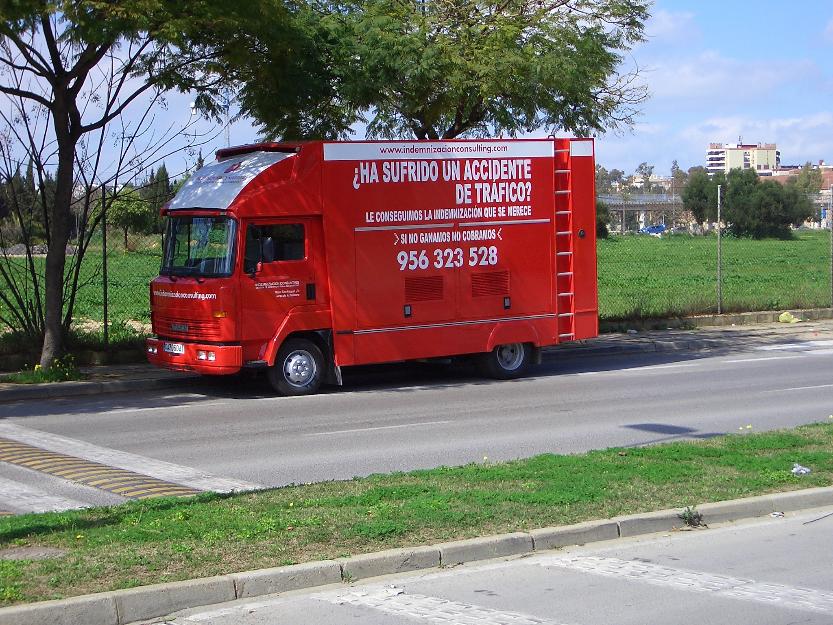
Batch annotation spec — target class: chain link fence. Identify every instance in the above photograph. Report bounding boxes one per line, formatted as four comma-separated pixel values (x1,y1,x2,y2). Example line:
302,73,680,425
597,192,833,321
69,231,162,339
4,195,833,341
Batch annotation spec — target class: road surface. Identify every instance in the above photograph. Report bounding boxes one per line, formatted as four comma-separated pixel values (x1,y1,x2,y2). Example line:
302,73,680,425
2,332,833,513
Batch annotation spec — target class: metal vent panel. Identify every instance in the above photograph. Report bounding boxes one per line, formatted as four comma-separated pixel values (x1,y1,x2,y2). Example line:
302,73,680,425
472,271,510,297
404,275,444,301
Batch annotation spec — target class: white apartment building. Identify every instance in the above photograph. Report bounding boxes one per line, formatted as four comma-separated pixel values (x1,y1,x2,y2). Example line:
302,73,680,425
706,142,780,174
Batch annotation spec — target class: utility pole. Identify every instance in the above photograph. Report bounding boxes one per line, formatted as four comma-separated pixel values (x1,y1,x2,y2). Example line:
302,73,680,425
101,185,109,347
717,184,723,315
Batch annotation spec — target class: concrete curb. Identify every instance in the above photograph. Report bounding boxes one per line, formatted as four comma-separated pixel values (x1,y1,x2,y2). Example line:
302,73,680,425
0,375,198,404
437,532,533,567
3,487,832,625
231,560,342,599
341,546,440,581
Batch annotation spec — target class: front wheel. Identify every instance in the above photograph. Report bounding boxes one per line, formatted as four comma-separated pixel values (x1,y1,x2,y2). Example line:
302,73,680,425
267,338,324,396
477,342,531,380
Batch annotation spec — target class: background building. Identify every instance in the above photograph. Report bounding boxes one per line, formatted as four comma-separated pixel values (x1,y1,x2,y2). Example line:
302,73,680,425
706,142,780,174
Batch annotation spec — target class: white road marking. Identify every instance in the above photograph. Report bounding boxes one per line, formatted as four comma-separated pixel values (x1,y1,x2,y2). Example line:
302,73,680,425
763,383,833,393
316,587,568,625
757,340,833,352
0,476,87,513
307,420,452,436
181,598,291,622
0,423,262,493
724,355,803,363
577,363,700,377
540,556,833,614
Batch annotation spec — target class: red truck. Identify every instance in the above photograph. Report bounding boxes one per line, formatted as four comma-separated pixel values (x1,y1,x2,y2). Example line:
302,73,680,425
146,139,598,395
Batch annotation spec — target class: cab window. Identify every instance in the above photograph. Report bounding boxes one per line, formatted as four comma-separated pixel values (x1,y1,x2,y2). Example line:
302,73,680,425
244,224,305,273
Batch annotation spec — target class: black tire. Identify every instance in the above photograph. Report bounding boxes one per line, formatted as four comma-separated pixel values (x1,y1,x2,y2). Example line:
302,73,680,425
267,338,324,396
477,342,531,380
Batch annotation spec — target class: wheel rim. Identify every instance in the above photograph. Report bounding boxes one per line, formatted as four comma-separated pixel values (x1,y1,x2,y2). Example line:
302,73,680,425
283,350,316,387
496,343,524,371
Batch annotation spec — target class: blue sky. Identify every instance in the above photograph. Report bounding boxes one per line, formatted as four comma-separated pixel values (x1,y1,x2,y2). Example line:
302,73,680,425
596,0,833,175
188,1,833,179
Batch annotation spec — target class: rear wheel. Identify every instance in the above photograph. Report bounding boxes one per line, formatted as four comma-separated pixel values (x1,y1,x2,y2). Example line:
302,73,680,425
267,338,324,396
477,342,531,380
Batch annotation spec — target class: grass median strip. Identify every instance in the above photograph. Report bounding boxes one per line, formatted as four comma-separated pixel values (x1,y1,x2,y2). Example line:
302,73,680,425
2,422,833,606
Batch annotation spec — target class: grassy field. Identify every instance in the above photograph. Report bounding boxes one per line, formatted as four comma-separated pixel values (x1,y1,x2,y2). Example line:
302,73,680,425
598,230,832,319
1,231,831,328
2,422,833,605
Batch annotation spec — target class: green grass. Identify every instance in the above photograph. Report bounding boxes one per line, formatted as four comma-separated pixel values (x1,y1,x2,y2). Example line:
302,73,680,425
1,354,84,383
0,237,161,327
3,421,833,605
598,231,832,319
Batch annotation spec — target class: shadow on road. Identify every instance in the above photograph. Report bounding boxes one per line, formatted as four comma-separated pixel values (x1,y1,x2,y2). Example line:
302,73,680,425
0,346,721,419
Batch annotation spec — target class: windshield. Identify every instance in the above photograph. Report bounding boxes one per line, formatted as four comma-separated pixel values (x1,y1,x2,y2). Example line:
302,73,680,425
161,216,237,277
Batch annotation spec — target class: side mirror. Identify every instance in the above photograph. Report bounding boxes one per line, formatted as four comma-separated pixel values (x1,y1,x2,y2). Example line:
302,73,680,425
247,261,262,277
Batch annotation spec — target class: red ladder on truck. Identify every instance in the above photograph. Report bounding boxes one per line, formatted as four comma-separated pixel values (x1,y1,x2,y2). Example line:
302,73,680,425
554,144,575,342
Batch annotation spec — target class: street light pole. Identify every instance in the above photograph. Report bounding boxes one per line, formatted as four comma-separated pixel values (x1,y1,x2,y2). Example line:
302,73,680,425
829,184,832,309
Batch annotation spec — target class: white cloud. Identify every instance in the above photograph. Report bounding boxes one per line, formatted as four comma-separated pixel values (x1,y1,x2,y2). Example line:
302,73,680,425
596,113,833,174
644,51,815,101
679,113,833,165
644,10,698,45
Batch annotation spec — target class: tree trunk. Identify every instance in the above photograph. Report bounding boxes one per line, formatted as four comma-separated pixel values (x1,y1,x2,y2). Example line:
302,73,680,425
39,136,75,369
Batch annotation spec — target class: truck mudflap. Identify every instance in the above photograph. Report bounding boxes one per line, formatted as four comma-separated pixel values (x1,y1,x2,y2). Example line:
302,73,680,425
145,338,242,375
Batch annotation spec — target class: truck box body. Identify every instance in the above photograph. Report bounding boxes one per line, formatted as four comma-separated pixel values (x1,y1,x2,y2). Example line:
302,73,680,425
146,139,597,387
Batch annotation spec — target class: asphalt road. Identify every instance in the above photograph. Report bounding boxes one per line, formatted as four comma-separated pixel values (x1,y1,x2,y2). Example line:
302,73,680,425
3,331,833,512
162,507,833,625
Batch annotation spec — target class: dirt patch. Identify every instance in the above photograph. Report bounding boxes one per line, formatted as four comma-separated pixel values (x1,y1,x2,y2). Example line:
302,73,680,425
0,547,66,561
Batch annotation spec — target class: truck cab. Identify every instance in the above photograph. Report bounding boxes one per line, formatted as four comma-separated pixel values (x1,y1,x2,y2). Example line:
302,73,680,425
146,144,334,394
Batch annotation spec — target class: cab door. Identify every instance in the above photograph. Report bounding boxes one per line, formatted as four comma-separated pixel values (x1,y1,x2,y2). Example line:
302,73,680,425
239,218,319,360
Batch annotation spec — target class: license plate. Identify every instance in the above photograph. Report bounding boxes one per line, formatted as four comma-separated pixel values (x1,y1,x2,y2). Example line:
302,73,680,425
163,342,185,355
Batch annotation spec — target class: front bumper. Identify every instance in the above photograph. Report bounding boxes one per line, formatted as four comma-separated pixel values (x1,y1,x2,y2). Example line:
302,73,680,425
146,338,242,375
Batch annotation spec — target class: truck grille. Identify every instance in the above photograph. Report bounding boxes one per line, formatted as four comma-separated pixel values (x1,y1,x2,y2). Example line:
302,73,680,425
155,314,222,341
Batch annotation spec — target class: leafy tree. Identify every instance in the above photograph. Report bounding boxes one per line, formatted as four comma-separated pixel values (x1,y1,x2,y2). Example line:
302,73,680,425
596,199,610,238
596,166,612,194
139,165,173,234
242,0,650,140
609,168,625,187
789,162,823,197
107,186,153,249
0,2,294,368
670,160,687,196
726,179,812,239
682,169,722,223
682,166,808,236
723,168,759,228
635,162,654,192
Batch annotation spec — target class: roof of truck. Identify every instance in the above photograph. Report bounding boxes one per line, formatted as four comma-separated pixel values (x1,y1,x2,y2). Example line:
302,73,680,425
168,150,294,211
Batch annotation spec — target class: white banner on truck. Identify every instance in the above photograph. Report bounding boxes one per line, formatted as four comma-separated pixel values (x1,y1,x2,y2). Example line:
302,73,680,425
323,140,554,161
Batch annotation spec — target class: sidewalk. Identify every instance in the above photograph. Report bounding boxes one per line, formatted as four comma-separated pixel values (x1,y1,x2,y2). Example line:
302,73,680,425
2,312,833,404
